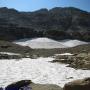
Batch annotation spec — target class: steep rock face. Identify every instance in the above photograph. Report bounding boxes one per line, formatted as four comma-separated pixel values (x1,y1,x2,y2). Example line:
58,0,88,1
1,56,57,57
63,78,90,90
0,7,90,41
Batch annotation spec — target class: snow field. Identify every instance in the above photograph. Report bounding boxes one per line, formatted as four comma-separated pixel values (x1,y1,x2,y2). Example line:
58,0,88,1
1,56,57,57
0,57,90,88
14,38,88,49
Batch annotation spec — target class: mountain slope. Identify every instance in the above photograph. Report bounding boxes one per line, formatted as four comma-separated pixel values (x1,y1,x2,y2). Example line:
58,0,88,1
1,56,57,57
0,40,31,54
0,7,90,41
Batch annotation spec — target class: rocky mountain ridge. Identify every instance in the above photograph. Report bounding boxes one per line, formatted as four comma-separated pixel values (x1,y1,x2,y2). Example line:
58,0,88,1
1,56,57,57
0,7,90,41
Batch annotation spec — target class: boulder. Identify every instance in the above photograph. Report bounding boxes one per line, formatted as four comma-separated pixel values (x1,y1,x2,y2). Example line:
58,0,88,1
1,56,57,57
30,83,62,90
63,78,90,90
5,80,32,90
5,80,62,90
0,87,3,90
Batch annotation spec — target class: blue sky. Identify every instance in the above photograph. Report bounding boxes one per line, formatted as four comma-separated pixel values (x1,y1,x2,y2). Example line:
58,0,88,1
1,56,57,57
0,0,90,12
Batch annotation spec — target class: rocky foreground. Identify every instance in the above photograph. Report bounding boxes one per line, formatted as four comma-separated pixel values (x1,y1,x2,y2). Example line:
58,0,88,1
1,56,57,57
63,78,90,90
4,80,62,90
0,40,89,90
53,52,90,70
0,77,89,90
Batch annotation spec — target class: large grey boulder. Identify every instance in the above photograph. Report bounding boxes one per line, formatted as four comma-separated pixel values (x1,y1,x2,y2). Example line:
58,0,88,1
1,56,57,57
30,83,62,90
63,78,90,90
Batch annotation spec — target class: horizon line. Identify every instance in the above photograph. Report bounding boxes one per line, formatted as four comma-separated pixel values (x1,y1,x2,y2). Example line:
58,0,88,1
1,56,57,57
0,6,89,13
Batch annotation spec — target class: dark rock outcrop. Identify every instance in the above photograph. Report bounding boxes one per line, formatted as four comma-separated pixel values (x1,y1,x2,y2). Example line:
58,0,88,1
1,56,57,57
0,7,90,41
5,80,62,90
0,87,3,90
63,78,90,90
5,80,32,90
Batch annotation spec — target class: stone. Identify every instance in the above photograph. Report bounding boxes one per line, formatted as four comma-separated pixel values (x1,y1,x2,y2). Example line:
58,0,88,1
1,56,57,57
0,87,3,90
5,80,32,90
63,78,90,90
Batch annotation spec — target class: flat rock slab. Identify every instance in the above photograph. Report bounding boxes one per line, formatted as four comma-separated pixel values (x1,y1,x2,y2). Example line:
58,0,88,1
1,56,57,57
30,83,62,90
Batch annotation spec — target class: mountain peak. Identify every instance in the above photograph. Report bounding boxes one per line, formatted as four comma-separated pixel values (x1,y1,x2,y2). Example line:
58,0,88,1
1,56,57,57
0,7,18,13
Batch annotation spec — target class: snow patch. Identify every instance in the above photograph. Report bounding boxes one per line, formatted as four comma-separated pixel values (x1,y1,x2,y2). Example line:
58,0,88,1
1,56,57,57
14,38,67,49
61,40,88,47
0,52,21,55
14,38,88,49
55,53,74,56
0,57,90,88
